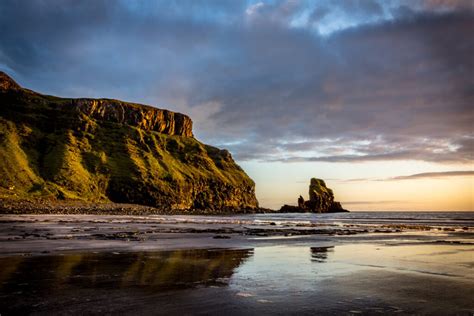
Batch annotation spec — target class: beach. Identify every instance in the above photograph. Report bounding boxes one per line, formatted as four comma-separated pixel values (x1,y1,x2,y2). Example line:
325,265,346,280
0,212,473,315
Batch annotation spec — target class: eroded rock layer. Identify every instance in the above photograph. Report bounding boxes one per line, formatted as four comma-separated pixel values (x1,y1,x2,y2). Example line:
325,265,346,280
73,99,193,137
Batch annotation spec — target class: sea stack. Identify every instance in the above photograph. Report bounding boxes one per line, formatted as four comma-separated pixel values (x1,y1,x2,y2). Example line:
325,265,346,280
280,178,348,213
0,72,258,213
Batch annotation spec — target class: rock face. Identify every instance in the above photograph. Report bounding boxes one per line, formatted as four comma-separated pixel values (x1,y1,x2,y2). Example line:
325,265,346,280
73,99,193,137
279,178,348,213
0,72,258,212
0,72,21,91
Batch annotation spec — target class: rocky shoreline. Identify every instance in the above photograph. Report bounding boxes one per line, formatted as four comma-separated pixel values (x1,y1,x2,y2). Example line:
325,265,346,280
0,213,471,257
0,199,274,216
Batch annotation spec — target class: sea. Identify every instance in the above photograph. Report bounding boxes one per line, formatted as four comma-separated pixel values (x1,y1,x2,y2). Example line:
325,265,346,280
170,211,474,229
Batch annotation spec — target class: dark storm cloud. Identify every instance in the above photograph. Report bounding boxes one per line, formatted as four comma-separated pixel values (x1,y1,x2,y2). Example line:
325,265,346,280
0,0,472,164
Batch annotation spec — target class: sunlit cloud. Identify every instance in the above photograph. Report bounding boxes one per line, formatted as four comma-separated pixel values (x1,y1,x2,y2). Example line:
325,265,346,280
343,170,474,182
388,170,474,180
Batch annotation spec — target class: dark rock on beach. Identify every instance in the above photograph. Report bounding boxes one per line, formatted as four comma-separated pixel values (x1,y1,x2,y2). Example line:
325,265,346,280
280,178,348,213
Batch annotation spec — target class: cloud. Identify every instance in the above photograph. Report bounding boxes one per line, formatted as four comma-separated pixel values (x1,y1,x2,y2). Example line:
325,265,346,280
388,170,474,180
343,170,474,182
420,0,474,11
0,1,472,165
246,2,265,16
342,200,405,205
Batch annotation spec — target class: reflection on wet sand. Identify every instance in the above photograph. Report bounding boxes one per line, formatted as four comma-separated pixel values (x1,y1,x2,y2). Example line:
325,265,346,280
310,246,334,263
0,249,253,314
1,249,254,291
1,244,473,315
231,244,474,314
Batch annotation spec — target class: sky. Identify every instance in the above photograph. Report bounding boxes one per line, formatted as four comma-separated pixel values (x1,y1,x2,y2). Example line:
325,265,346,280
0,0,472,210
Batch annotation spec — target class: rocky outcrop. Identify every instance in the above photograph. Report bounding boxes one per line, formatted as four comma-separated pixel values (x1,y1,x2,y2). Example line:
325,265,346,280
279,178,348,213
0,71,258,213
0,72,21,91
73,99,193,137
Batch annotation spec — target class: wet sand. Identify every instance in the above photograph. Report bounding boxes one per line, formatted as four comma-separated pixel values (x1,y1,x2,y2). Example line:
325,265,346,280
0,214,473,315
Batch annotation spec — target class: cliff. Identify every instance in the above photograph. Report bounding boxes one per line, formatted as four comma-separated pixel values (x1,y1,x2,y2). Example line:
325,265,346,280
0,72,259,212
280,178,348,213
73,99,193,137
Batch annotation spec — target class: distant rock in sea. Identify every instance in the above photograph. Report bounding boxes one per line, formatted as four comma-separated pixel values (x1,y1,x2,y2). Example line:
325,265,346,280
0,71,259,213
280,178,348,213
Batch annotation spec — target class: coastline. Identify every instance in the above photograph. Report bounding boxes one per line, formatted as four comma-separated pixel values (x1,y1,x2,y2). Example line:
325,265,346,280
0,199,273,215
0,212,472,256
0,199,347,215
